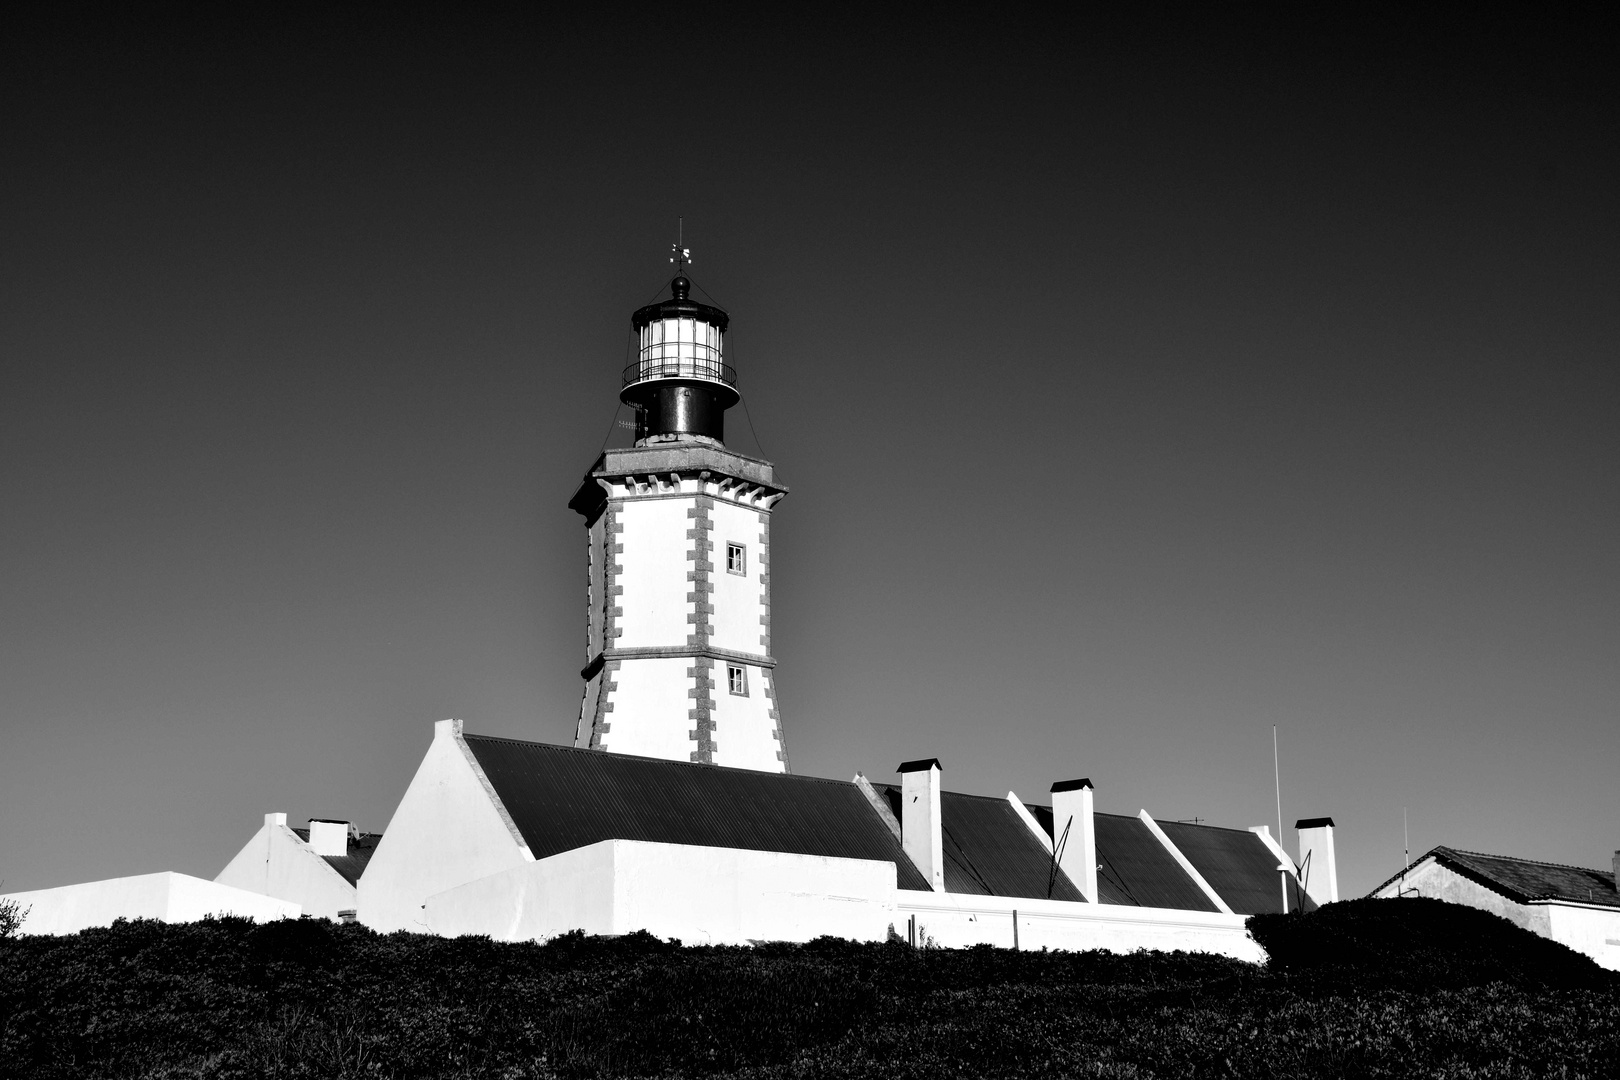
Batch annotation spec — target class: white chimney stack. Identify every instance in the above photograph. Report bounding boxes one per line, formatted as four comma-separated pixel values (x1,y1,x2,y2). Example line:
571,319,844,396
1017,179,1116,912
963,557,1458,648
897,759,944,891
1295,817,1338,905
307,819,351,858
1050,778,1098,903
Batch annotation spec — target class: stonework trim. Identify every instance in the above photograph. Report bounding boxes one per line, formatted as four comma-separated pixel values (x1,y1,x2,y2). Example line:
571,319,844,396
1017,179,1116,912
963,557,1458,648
607,490,780,513
757,515,771,652
762,666,789,772
685,496,715,648
588,661,620,749
687,657,717,764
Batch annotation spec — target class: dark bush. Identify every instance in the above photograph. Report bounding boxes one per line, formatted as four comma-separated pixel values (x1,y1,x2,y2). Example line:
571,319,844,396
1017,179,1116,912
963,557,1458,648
0,900,1615,1078
1250,896,1614,993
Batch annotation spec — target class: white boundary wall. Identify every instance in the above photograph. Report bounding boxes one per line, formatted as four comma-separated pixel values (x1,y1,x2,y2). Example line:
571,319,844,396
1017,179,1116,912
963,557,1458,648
895,891,1264,961
2,872,299,935
412,834,1265,960
423,839,896,946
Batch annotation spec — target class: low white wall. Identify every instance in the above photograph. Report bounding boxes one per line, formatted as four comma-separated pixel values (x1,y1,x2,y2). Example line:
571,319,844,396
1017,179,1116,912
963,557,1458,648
895,891,1265,962
2,872,299,935
424,840,897,945
1541,902,1620,972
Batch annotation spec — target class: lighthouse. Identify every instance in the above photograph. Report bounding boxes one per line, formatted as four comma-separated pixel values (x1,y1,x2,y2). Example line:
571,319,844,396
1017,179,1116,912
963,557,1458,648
567,272,789,772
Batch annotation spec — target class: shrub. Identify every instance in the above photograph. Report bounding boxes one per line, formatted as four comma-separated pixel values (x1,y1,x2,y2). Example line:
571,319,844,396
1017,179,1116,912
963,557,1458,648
0,900,1615,1078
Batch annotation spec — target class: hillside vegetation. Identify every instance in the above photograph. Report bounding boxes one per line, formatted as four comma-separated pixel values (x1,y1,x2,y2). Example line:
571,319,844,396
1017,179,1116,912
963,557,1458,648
1,898,1615,1078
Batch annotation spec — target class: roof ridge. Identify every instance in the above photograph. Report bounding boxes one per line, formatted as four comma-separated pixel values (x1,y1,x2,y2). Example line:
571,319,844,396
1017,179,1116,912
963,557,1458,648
1441,845,1615,878
1157,818,1265,837
460,731,856,787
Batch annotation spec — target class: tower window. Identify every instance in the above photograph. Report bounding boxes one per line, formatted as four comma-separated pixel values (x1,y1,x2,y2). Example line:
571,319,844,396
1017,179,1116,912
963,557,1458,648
726,543,746,575
727,664,748,696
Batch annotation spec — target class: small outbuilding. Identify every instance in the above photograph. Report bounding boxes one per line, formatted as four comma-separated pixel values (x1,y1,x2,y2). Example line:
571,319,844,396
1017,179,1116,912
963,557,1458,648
1369,846,1620,971
215,813,380,921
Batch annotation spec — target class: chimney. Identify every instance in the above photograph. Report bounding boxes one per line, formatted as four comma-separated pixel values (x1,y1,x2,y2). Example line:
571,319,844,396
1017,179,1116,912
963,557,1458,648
1050,779,1098,903
1295,817,1338,905
897,759,943,891
1612,850,1619,892
307,819,351,857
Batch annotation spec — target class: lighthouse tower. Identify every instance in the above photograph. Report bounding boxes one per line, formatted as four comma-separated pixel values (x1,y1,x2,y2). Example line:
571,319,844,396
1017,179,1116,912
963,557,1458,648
568,274,789,772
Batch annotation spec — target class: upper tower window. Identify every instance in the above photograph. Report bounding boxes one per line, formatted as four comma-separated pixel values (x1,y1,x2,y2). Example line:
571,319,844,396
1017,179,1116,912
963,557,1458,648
726,543,746,575
727,665,748,696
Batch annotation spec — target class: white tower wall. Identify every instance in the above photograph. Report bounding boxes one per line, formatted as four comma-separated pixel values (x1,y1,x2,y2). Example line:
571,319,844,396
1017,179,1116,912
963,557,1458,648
572,445,787,772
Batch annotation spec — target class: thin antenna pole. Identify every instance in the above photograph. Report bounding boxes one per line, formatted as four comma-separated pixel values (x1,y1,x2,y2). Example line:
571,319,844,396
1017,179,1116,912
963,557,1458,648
1400,806,1409,898
1272,726,1283,840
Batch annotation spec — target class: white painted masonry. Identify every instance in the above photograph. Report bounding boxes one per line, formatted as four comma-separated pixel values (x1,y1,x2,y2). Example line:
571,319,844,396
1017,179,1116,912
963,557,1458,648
893,891,1264,961
1296,819,1339,905
307,820,349,858
1542,902,1620,972
1,872,298,936
412,835,1271,960
358,719,533,933
1049,781,1099,904
572,447,787,772
215,812,357,920
707,499,768,656
615,497,695,647
710,663,780,768
423,840,897,946
595,656,699,761
899,761,944,891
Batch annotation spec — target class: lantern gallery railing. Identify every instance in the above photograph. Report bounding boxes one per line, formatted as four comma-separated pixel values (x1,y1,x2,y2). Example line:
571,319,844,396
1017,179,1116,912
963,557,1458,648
622,353,737,389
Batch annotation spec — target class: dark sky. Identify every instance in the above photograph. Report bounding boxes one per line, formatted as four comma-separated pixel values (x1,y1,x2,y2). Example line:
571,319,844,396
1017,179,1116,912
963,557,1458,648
2,8,1616,899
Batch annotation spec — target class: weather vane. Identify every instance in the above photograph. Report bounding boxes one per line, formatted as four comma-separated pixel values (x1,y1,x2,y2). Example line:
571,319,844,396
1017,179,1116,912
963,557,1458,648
670,216,690,274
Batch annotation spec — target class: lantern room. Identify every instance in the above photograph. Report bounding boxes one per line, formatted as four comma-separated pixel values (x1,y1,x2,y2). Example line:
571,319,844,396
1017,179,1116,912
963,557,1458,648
623,276,739,445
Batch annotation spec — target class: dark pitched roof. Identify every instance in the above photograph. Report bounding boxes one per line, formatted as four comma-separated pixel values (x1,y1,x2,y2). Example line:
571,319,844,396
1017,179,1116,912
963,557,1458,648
291,829,382,887
1022,804,1218,910
875,786,1086,902
1375,846,1620,909
462,735,931,891
1154,819,1315,915
1093,813,1221,911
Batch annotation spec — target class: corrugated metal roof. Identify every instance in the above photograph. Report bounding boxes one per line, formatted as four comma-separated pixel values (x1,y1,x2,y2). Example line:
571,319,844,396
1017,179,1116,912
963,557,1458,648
875,786,1086,901
291,828,381,886
1022,803,1216,910
462,735,930,891
1381,846,1620,909
1155,819,1314,915
1024,804,1135,904
1092,812,1220,912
